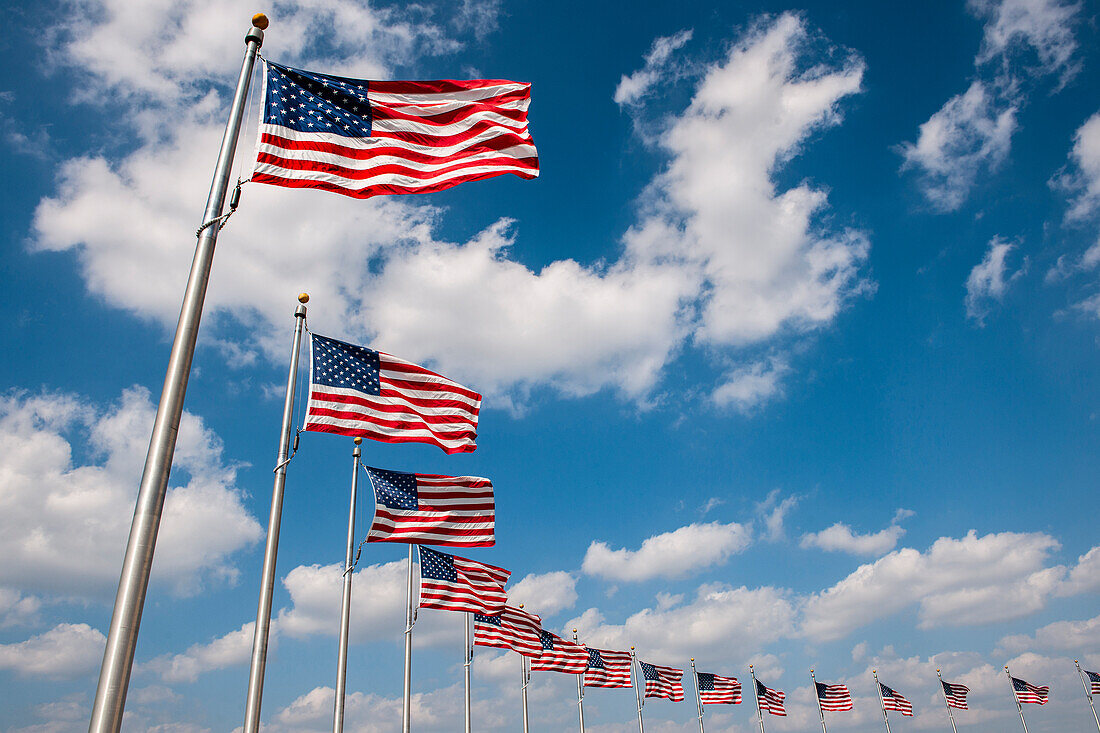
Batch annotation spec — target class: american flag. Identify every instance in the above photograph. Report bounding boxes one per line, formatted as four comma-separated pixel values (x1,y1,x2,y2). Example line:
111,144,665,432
880,683,913,716
941,680,970,709
1012,676,1049,705
364,466,494,547
697,672,741,704
583,648,633,688
530,631,588,674
1086,669,1100,696
417,546,508,615
641,661,684,702
305,333,481,454
816,682,853,712
254,61,539,198
756,679,786,716
473,605,542,657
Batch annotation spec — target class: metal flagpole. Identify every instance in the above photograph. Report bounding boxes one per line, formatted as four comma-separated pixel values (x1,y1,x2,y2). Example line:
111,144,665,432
1005,667,1029,733
873,670,891,733
402,546,417,733
810,670,828,733
690,659,704,733
936,669,959,733
520,653,531,733
89,15,267,733
631,648,645,733
243,293,309,733
749,664,765,733
1077,660,1100,733
332,438,361,733
464,613,473,733
574,629,586,733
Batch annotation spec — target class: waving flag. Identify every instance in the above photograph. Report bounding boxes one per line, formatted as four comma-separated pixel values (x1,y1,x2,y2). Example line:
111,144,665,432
473,606,542,656
1012,676,1049,705
756,680,786,716
941,680,970,709
880,683,913,716
698,672,741,704
531,631,587,673
417,546,508,615
254,62,538,198
365,467,494,547
641,662,684,701
1086,669,1100,695
583,648,633,688
305,333,481,454
816,682,853,711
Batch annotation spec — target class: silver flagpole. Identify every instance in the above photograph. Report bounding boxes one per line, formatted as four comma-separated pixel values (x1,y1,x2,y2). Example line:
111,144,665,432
810,670,827,733
89,15,267,733
1005,666,1029,733
1077,660,1100,733
402,545,416,733
936,669,959,733
243,294,309,733
690,659,704,733
873,670,891,733
332,438,361,733
630,648,645,733
574,629,586,733
520,653,531,733
748,664,765,733
464,613,473,733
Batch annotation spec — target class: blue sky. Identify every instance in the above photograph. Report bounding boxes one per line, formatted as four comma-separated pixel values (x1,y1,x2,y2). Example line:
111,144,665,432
2,0,1100,730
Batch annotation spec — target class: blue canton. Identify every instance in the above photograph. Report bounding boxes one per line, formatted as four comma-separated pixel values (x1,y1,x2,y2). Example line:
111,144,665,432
365,467,418,510
698,673,715,690
474,613,501,626
264,62,373,138
641,662,659,681
539,630,555,650
418,547,456,581
312,334,382,394
587,648,604,669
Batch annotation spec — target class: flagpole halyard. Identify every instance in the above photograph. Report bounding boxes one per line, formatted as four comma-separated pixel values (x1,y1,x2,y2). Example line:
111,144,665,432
811,670,828,733
332,437,361,733
574,629,586,733
1006,666,1029,733
936,669,959,733
690,659,704,733
1077,660,1100,733
873,670,891,733
88,16,266,733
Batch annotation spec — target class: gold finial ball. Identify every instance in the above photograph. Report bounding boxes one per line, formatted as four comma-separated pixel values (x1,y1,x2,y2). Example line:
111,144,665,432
573,628,578,633
297,292,309,303
252,13,269,29
354,437,362,445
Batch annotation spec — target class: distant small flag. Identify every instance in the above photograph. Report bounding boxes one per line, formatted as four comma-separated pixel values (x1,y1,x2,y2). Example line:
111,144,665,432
1085,669,1100,696
941,680,970,709
1012,676,1049,705
816,682,853,712
473,605,542,657
305,333,481,454
641,662,684,702
756,679,786,716
364,466,494,547
417,546,508,615
697,672,741,704
583,648,633,688
530,631,587,674
880,683,913,716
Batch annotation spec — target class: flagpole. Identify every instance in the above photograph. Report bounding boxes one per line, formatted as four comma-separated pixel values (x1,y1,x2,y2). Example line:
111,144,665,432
631,648,645,733
690,659,704,733
243,293,309,733
810,670,828,733
936,670,959,733
464,613,473,733
402,546,416,733
749,664,765,733
332,438,361,733
1078,660,1100,733
574,629,586,733
1005,666,1029,733
873,670,891,733
520,605,530,733
88,15,267,733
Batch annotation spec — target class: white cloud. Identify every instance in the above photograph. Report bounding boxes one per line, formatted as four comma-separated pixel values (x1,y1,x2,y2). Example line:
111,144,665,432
144,621,256,683
757,489,798,541
506,571,577,615
965,237,1025,324
581,521,752,582
1064,111,1100,220
0,623,105,678
971,0,1080,82
800,522,906,556
999,612,1100,654
614,29,693,107
711,358,788,412
0,388,261,601
1059,544,1100,595
0,588,42,628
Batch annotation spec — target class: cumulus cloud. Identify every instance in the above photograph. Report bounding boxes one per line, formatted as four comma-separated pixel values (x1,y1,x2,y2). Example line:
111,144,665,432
965,237,1025,324
0,588,41,628
506,571,577,615
800,521,907,556
0,623,105,678
614,29,693,107
757,489,799,541
998,612,1100,654
711,358,789,412
581,522,752,582
144,621,256,683
0,388,261,601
